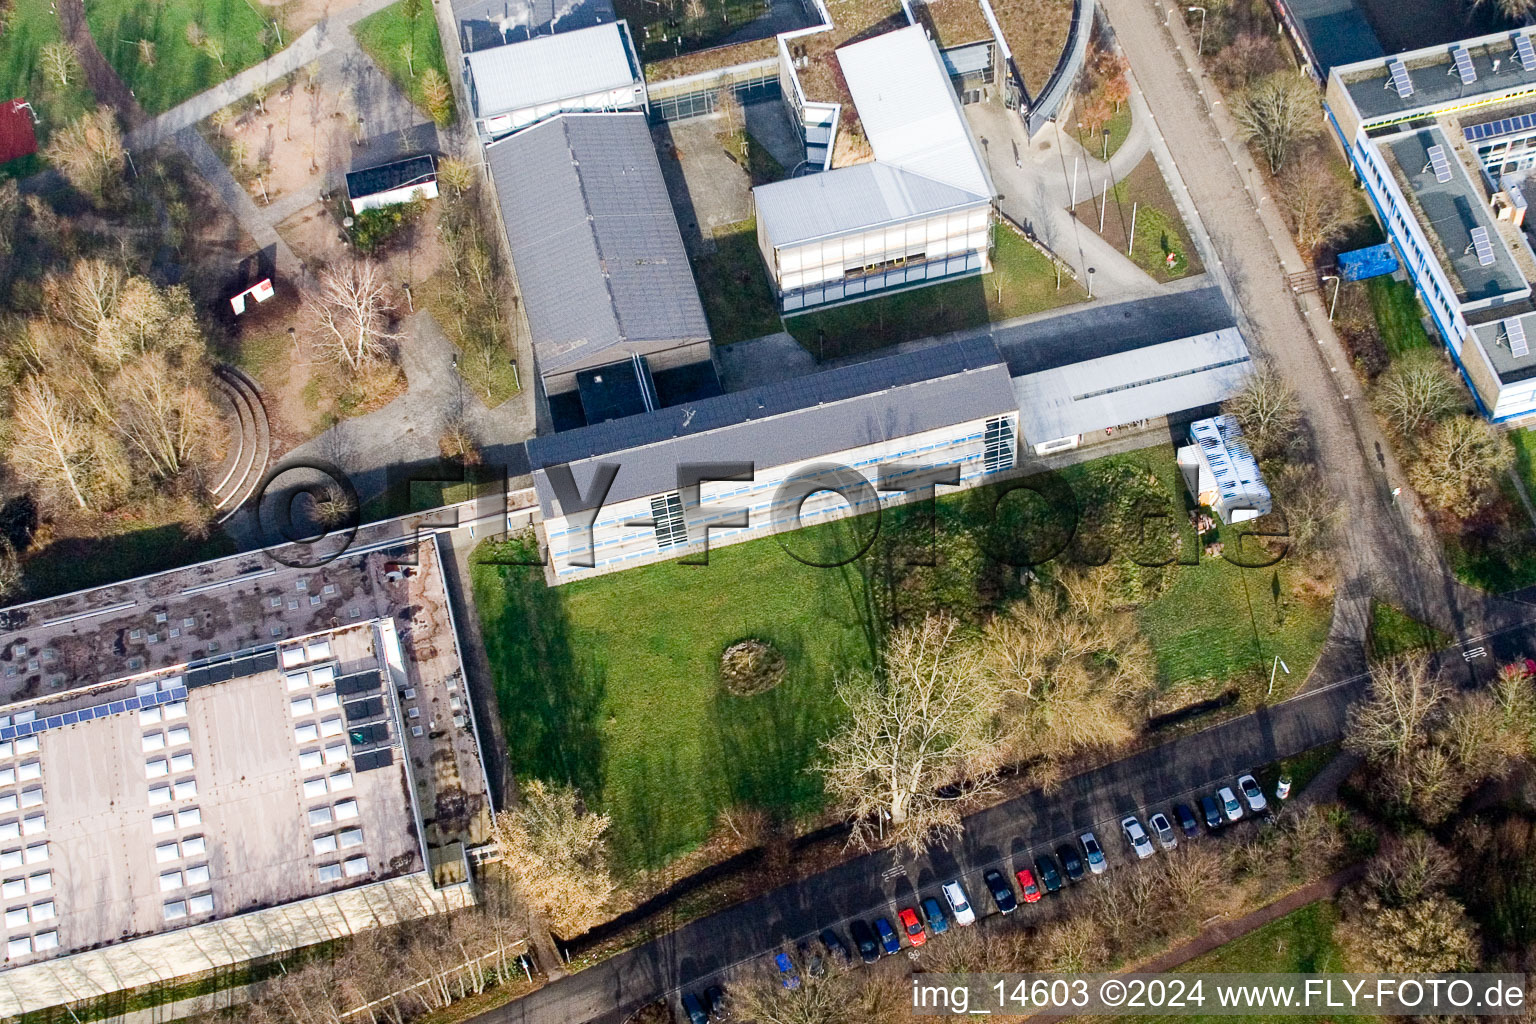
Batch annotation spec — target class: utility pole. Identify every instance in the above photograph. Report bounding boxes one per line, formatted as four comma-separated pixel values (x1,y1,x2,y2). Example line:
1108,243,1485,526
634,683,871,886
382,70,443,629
1071,156,1079,211
1187,5,1207,55
1322,274,1342,320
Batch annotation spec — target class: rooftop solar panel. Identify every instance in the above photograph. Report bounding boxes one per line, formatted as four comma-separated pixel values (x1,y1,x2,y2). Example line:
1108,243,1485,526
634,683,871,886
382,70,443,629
1426,144,1453,182
1388,59,1414,98
1471,226,1496,267
1508,318,1530,357
1453,46,1476,85
1466,111,1536,144
1520,33,1536,71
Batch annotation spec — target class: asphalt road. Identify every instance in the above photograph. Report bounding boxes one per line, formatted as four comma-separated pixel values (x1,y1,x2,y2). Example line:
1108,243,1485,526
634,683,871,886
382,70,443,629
472,616,1536,1024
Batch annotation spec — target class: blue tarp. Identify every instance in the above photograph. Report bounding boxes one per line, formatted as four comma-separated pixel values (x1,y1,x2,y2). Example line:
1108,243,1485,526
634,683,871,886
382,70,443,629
1339,243,1399,281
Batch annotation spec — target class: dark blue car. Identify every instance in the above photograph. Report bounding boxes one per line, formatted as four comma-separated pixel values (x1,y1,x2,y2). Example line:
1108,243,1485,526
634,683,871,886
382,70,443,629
921,896,950,934
874,916,901,954
681,992,708,1024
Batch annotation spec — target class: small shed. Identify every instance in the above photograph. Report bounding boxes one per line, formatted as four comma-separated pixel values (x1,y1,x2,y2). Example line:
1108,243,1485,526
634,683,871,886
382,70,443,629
345,154,438,214
0,100,37,166
1177,415,1272,525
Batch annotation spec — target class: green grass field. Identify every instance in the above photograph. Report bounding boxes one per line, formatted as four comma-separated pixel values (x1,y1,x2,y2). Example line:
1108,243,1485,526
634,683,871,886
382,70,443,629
1366,276,1433,360
693,217,783,345
87,0,274,114
0,0,96,176
472,447,1333,873
351,0,456,124
1367,598,1451,661
785,224,1087,360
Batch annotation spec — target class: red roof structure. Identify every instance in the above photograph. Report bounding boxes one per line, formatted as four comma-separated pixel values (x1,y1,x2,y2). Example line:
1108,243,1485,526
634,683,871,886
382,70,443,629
0,100,38,166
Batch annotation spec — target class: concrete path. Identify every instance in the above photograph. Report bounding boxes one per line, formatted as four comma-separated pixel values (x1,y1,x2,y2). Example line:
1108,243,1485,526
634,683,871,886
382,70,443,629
174,126,304,279
1101,0,1534,649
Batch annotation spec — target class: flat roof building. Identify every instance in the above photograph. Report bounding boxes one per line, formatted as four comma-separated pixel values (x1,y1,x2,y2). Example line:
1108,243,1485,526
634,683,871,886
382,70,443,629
1326,30,1536,421
754,25,995,314
464,21,645,139
484,112,714,400
1011,327,1254,455
453,0,616,52
0,535,493,1015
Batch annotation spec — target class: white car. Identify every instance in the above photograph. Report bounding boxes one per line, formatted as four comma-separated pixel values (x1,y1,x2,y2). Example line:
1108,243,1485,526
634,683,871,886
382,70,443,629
1080,831,1107,874
1121,816,1155,859
942,879,976,926
1147,812,1178,851
1275,775,1293,800
1237,774,1268,813
1218,786,1244,822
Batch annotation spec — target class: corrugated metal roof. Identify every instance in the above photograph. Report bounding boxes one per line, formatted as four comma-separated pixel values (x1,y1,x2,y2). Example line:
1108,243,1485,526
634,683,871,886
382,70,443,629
838,26,992,197
1011,328,1253,444
485,113,710,377
466,22,638,117
755,162,987,247
528,336,1015,513
453,0,616,51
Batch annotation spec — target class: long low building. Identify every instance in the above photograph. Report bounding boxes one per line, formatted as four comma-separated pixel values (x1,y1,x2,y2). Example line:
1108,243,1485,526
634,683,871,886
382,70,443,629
464,21,645,139
526,336,1019,581
1010,327,1254,454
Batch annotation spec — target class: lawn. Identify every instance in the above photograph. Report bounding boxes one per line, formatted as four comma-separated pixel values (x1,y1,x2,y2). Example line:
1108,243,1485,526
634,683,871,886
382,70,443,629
472,446,1333,873
87,0,274,114
1367,598,1450,661
1073,104,1132,162
1091,153,1203,282
785,223,1088,360
352,0,456,125
1366,276,1433,360
692,217,783,345
0,0,96,177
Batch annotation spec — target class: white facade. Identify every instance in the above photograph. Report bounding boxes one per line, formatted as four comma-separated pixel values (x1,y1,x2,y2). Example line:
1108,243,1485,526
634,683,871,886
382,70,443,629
466,22,645,139
350,180,439,214
542,412,1017,581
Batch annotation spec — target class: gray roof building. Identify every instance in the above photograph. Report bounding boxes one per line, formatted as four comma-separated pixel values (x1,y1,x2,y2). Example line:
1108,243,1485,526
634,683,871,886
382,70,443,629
755,162,986,248
453,0,615,51
527,336,1016,515
485,112,711,383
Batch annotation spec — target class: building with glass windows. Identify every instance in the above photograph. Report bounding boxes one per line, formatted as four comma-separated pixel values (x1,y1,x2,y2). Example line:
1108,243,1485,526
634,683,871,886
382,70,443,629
1326,30,1536,422
526,337,1018,582
754,25,995,314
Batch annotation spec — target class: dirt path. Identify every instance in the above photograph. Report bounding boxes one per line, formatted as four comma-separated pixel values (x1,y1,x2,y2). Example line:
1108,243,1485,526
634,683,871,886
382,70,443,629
57,0,145,129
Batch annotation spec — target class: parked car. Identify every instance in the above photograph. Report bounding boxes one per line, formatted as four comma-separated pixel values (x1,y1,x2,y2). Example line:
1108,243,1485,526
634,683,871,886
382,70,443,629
849,920,881,963
705,985,726,1020
1173,803,1201,839
874,917,901,955
983,868,1018,913
1015,867,1042,902
820,928,850,966
775,952,801,989
1148,811,1178,850
1200,794,1224,830
921,896,950,935
1080,831,1107,874
1122,815,1155,858
796,941,825,978
1056,842,1085,882
1035,854,1063,892
682,992,708,1024
1238,774,1268,813
1275,775,1293,801
898,907,927,947
942,879,977,925
1218,786,1244,821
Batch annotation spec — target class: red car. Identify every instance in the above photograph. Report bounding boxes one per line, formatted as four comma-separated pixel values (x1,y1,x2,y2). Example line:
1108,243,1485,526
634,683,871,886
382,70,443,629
898,906,927,946
1015,868,1042,903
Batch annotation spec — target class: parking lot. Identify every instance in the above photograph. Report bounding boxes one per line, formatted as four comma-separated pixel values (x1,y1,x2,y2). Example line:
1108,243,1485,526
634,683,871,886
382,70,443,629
675,766,1292,1018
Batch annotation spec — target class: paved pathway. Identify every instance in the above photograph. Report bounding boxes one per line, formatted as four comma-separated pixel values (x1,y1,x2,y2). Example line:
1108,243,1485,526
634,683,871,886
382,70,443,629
1101,0,1535,647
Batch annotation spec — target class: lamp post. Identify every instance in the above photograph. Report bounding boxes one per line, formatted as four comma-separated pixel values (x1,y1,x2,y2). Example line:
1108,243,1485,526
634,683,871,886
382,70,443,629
1102,127,1110,160
1322,273,1341,321
1187,5,1207,56
1087,266,1096,299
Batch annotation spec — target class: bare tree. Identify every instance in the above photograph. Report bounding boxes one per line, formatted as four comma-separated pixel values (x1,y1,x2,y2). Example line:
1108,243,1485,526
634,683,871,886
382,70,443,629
1468,0,1536,21
8,377,93,509
1234,73,1321,174
306,260,402,371
1268,462,1342,560
438,157,475,196
1345,656,1448,765
1344,893,1479,973
489,779,615,938
44,107,125,204
1373,350,1463,438
1408,414,1514,514
1276,160,1355,259
1221,364,1301,462
39,41,77,88
420,68,452,126
818,614,1003,853
136,39,157,67
725,957,909,1024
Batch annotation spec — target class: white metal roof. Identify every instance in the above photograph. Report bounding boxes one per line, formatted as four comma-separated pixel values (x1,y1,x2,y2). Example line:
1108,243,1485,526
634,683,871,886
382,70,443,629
1011,327,1253,444
466,22,638,118
836,25,992,198
1189,414,1270,514
754,161,986,248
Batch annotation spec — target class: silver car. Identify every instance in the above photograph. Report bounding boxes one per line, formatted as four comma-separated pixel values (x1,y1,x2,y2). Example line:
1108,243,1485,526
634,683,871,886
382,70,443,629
1218,786,1244,822
1121,816,1155,859
1147,811,1178,850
